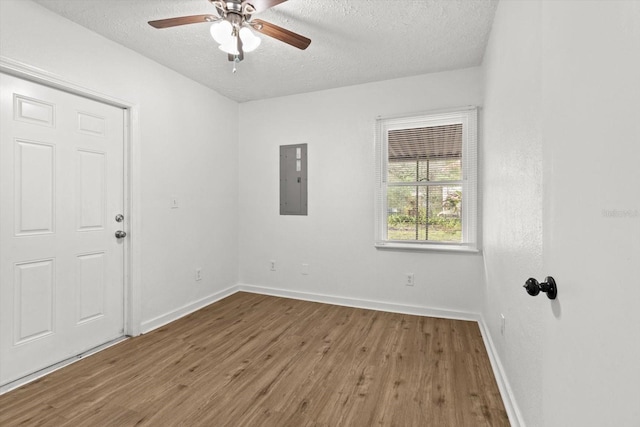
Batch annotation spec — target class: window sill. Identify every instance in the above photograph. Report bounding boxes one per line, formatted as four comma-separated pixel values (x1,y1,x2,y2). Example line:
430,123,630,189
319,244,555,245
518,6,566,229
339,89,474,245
374,241,480,254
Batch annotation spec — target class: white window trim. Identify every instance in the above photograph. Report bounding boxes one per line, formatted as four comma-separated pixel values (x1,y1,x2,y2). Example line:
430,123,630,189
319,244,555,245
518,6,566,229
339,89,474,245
374,107,479,253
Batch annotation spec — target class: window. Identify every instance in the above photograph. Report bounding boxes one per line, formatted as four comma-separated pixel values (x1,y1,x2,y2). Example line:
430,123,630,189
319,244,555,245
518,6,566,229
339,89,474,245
375,107,478,251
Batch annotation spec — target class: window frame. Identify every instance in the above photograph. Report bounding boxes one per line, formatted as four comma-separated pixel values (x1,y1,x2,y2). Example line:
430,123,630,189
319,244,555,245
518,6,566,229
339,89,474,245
374,107,479,252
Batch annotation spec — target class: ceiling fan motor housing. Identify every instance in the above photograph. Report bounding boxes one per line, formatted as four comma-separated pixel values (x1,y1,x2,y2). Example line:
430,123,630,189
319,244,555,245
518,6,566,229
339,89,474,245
225,1,243,14
228,13,243,27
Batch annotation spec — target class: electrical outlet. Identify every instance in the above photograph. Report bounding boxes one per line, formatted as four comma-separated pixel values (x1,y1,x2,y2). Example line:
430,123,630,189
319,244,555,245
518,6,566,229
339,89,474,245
270,260,276,271
195,268,202,281
301,263,309,275
500,313,506,336
405,273,414,286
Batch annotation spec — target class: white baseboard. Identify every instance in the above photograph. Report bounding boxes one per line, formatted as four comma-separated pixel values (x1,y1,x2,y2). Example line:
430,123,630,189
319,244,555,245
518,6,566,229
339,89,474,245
237,283,481,322
477,317,525,427
140,285,238,334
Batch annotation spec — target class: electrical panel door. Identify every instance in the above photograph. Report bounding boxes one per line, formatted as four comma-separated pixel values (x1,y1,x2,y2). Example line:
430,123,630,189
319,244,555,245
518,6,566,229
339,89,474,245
280,144,307,215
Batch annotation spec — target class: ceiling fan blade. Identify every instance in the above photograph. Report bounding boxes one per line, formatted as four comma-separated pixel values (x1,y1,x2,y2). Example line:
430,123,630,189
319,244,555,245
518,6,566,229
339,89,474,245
243,0,288,13
148,14,217,29
251,19,311,50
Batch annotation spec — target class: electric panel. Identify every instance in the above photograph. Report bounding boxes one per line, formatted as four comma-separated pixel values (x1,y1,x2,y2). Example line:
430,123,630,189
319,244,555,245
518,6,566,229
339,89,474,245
280,144,307,215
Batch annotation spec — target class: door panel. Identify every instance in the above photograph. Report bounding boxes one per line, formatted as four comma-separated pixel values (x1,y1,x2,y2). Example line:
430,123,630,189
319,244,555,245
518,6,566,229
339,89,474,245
77,252,106,324
77,148,106,231
0,73,125,385
14,259,55,344
14,140,55,235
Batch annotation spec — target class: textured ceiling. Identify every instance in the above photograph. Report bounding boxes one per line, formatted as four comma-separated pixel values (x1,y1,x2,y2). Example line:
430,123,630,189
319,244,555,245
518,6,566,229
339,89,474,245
33,0,498,103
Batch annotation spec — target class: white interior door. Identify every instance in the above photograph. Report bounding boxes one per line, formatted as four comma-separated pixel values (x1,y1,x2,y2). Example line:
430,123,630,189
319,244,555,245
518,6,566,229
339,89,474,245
539,2,640,424
0,73,125,386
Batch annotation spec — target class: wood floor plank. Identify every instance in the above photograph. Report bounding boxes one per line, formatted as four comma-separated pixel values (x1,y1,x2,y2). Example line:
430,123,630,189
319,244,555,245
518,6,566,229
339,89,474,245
0,292,509,426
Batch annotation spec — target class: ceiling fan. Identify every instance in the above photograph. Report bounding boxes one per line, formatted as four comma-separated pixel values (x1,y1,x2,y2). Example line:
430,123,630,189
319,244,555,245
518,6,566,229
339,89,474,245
148,0,311,66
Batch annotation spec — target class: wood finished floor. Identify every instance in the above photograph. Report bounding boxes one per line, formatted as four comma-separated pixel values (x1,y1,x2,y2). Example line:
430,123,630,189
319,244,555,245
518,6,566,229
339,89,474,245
0,292,509,426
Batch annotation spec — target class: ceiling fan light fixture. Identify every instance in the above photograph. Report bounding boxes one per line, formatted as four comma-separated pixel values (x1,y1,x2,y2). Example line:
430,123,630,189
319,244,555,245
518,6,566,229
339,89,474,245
149,0,311,67
239,27,261,52
210,19,233,44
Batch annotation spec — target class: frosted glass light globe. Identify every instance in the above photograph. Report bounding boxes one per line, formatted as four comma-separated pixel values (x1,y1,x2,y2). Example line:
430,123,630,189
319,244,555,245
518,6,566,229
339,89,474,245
239,27,261,52
210,20,233,44
219,38,239,55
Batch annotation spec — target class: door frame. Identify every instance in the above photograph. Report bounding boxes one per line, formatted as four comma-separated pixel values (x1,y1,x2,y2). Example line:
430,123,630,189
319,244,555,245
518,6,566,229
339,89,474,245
0,55,142,337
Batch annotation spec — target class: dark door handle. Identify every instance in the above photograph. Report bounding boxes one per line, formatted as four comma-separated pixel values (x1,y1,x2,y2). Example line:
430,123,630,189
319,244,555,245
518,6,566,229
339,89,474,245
524,276,557,299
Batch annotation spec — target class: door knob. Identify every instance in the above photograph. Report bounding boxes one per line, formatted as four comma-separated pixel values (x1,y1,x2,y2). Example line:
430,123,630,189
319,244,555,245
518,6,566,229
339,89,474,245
524,276,557,299
115,214,124,222
115,230,127,239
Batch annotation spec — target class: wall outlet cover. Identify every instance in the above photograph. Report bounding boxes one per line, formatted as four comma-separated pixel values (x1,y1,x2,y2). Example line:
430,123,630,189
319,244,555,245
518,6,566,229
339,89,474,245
405,273,415,286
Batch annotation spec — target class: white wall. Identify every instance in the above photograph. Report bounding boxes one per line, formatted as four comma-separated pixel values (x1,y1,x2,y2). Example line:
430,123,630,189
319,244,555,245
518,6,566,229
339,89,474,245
238,69,485,316
483,1,640,425
482,1,544,425
0,0,239,327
